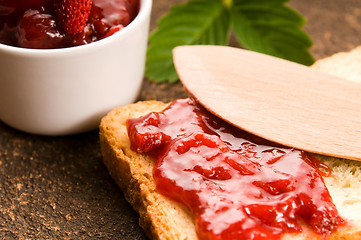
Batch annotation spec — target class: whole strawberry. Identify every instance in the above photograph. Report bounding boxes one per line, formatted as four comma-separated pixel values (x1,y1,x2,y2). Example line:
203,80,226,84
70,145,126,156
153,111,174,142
54,0,92,34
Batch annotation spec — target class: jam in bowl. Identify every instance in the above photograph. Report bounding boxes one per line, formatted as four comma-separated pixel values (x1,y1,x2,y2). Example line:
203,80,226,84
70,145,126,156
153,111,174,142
0,0,152,135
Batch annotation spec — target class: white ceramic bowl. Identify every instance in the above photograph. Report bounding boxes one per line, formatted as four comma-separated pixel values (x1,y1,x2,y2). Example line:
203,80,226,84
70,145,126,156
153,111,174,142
0,0,152,135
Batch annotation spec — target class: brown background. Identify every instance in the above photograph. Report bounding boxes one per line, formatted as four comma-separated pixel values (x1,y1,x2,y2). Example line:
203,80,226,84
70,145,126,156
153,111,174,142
1,0,360,239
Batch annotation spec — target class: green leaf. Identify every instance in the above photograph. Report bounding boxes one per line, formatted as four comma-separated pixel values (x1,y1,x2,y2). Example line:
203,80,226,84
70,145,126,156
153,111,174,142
146,0,315,83
231,0,314,65
146,0,231,83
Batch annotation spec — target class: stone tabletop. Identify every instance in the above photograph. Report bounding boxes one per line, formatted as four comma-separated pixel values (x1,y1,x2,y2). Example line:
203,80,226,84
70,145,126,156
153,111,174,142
1,0,361,239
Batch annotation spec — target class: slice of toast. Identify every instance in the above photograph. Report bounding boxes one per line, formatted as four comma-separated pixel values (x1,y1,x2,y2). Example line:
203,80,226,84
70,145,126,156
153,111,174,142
99,48,361,240
100,100,198,240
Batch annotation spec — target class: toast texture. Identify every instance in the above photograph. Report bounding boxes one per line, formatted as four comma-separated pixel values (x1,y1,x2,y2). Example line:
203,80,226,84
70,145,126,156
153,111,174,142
99,48,361,240
312,46,361,83
100,101,198,240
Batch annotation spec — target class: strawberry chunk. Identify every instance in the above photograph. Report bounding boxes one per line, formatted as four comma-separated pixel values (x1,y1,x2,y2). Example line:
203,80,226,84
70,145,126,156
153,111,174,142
17,9,65,49
54,0,92,34
91,0,137,27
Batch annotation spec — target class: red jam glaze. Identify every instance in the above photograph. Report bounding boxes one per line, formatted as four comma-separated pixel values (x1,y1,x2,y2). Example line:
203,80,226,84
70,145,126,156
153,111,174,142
0,0,139,49
127,98,345,240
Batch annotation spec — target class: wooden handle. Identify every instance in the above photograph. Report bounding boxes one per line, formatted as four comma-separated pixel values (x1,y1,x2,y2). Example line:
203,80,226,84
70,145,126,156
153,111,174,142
173,45,361,161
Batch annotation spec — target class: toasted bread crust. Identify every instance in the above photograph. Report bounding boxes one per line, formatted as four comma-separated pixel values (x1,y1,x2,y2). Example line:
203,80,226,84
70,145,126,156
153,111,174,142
100,101,198,240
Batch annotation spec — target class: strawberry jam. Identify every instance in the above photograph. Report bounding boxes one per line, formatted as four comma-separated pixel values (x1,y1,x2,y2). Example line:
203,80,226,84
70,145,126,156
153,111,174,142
0,0,139,49
127,98,345,240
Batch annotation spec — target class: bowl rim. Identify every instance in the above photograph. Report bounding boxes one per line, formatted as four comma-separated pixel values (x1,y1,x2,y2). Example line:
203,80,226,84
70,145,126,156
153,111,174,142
0,0,152,56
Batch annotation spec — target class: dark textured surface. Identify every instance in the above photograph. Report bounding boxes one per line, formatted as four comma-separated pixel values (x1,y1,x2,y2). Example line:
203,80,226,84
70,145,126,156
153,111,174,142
0,126,145,239
1,0,361,239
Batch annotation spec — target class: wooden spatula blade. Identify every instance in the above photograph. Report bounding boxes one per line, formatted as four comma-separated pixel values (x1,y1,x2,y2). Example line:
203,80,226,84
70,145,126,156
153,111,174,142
173,45,361,161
